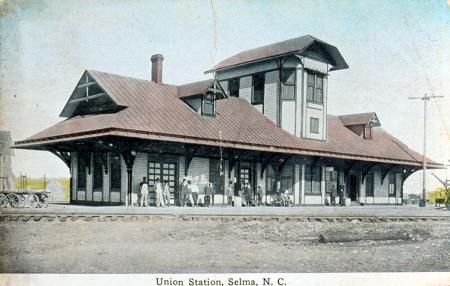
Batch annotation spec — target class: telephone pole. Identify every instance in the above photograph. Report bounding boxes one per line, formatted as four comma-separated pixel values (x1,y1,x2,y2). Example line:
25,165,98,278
408,94,444,207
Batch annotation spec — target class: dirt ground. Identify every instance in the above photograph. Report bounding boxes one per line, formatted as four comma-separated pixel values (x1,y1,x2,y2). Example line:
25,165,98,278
0,217,449,273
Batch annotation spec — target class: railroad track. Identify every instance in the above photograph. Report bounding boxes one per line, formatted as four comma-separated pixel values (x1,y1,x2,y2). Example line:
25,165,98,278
0,213,449,223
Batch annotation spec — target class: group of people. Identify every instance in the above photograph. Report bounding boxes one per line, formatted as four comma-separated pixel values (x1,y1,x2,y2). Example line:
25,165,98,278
138,177,216,207
328,185,346,206
177,178,216,207
138,177,289,207
138,177,171,207
225,180,264,207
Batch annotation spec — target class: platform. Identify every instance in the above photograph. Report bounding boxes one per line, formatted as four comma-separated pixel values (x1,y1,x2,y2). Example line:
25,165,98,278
1,204,449,218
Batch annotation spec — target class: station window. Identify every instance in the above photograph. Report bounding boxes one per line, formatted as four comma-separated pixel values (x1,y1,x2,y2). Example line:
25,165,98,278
280,164,294,194
228,78,240,97
110,153,121,192
388,173,396,197
77,154,87,190
252,73,265,105
325,167,338,195
93,154,103,190
365,173,374,197
265,165,277,196
305,165,322,195
209,159,224,195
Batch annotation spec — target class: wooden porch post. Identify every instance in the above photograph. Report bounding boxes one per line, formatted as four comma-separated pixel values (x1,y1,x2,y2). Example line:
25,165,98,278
121,151,137,207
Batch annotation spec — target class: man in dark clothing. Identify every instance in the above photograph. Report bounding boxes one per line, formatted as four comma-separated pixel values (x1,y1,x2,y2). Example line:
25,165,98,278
330,187,338,206
179,178,188,207
210,182,216,206
204,182,212,207
338,185,346,206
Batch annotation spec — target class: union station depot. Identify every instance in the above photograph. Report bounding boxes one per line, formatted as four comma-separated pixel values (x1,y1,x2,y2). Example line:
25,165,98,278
14,35,440,206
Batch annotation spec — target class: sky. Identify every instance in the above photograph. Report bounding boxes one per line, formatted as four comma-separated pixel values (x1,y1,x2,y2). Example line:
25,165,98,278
0,0,449,194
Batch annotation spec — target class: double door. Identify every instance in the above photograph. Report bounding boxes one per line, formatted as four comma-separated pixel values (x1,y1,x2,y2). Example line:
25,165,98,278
148,160,177,205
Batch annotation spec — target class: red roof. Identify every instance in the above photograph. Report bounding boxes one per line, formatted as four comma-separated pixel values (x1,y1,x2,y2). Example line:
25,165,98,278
14,70,440,168
177,79,215,98
206,35,349,73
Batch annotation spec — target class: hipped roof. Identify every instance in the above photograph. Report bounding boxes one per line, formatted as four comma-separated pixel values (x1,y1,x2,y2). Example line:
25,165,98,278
14,70,440,168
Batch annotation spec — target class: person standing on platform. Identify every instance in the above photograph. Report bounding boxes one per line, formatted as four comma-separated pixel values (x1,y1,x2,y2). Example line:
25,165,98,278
204,182,212,207
210,182,216,206
226,180,234,206
179,178,188,207
244,182,253,207
186,180,194,206
139,177,149,207
330,186,338,207
163,180,171,206
257,185,263,206
154,178,164,207
191,181,199,206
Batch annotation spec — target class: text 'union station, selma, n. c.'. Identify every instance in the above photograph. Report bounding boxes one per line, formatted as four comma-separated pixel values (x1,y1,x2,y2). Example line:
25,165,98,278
13,35,441,207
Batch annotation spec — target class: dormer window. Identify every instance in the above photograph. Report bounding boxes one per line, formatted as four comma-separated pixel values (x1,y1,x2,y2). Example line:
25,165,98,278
202,92,216,116
339,112,381,140
364,124,373,139
178,79,227,117
306,71,324,103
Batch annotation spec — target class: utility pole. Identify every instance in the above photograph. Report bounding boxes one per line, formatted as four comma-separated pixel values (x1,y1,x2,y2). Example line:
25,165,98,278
408,94,444,207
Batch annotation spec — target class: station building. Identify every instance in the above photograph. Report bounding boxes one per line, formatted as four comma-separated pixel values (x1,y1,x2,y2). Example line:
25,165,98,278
14,35,441,206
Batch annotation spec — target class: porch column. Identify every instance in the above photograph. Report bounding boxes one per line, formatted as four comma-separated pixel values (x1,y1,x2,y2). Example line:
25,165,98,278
122,151,137,207
294,164,300,205
300,164,305,205
321,166,326,205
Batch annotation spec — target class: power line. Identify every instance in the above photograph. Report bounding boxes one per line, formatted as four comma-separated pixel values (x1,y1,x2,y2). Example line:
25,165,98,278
408,94,444,207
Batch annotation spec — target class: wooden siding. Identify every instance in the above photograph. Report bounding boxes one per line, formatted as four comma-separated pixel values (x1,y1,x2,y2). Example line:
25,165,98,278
102,155,110,203
264,71,278,123
239,76,252,104
71,152,77,201
294,164,301,205
281,101,296,134
187,157,209,192
86,153,93,201
132,152,148,195
295,67,304,137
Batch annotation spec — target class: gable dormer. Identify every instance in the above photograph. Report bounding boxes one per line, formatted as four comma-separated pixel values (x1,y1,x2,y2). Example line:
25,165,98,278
177,79,227,116
339,112,381,139
60,71,125,118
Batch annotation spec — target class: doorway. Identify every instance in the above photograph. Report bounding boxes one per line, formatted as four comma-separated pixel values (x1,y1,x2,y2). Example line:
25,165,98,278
348,174,359,201
148,160,178,205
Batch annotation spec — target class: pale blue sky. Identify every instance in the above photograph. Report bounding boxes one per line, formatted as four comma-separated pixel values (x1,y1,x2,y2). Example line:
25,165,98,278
0,0,449,193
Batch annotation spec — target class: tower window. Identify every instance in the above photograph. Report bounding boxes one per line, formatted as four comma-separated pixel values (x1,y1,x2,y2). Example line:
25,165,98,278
281,69,296,100
228,78,240,97
252,73,265,105
310,117,320,134
306,71,324,103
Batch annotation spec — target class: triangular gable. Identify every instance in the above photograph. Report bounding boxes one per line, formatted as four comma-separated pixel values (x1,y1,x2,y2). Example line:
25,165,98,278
339,112,381,127
368,113,381,127
177,79,228,99
60,71,125,118
301,41,336,66
207,79,228,100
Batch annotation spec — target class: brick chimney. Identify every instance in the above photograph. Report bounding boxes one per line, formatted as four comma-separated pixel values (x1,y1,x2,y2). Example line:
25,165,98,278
151,54,164,84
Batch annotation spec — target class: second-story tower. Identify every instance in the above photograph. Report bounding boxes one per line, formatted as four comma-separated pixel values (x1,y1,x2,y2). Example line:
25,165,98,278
206,35,348,141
